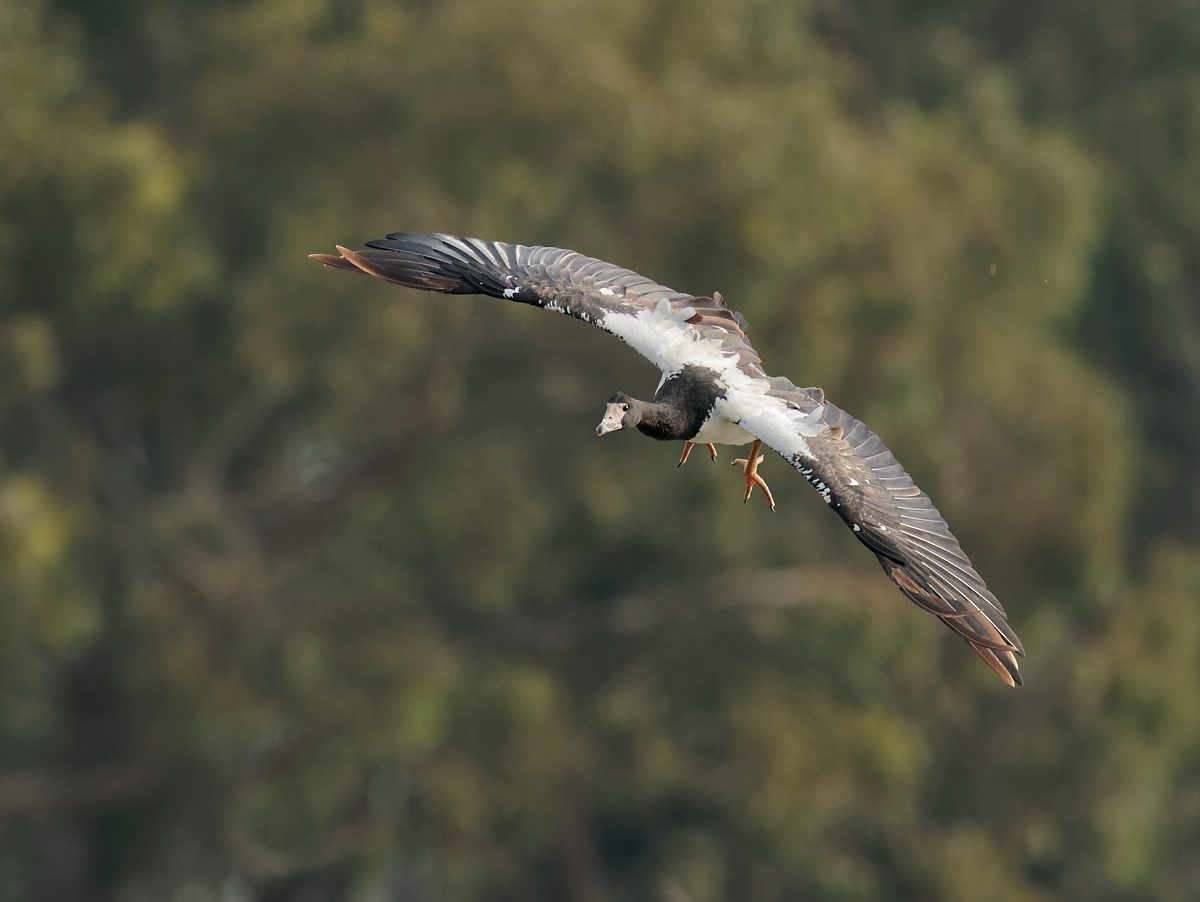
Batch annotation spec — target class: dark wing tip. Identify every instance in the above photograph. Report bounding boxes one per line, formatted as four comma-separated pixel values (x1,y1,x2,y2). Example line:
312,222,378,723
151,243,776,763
963,637,1023,687
309,251,359,271
333,245,384,278
874,523,1023,686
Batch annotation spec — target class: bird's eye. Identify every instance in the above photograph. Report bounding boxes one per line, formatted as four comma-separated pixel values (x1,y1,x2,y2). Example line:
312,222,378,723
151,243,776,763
621,404,629,411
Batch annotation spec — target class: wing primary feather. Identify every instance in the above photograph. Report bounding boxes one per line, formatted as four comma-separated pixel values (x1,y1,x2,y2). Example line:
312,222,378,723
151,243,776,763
736,390,1024,682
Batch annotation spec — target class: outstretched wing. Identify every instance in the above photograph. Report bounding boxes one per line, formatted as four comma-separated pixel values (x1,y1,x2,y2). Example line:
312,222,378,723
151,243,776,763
733,379,1025,686
313,232,1023,686
310,232,761,380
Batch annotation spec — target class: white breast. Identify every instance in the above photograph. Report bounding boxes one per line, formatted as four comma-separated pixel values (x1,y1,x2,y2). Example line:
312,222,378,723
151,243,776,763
690,399,756,446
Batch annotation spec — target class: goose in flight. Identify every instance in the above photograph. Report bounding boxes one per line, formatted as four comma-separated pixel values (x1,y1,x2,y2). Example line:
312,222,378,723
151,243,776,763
310,233,1024,686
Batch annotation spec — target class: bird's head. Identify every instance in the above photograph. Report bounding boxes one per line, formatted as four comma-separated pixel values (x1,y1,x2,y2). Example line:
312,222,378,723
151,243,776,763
596,393,641,436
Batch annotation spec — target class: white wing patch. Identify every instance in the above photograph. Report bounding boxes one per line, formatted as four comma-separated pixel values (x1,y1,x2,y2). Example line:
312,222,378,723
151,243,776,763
722,385,823,461
600,300,711,379
600,301,822,460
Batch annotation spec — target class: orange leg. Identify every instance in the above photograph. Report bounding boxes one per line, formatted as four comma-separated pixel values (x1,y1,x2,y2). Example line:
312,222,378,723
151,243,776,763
732,439,776,510
678,442,719,468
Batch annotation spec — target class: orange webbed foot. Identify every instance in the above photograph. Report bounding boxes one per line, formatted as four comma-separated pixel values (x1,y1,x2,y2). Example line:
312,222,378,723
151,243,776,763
678,442,720,468
731,439,776,511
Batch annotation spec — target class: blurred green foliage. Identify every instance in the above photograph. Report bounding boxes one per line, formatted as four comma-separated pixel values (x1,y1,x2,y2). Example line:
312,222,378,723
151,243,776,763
2,0,1199,899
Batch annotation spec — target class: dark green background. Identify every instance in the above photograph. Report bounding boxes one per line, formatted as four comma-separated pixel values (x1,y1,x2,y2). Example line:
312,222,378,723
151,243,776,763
3,1,1199,899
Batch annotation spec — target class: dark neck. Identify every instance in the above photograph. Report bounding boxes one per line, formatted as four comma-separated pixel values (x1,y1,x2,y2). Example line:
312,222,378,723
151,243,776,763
633,399,697,442
631,366,724,442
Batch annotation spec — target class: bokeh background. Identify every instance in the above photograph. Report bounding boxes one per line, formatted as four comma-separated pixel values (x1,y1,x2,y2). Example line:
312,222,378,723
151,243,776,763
3,0,1200,899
